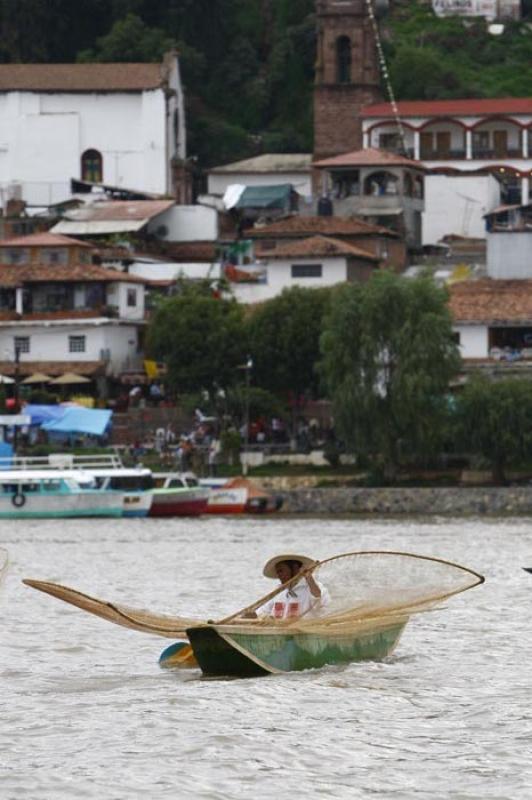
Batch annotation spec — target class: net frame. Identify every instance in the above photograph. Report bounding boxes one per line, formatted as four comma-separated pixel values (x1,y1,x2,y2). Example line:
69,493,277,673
23,551,484,641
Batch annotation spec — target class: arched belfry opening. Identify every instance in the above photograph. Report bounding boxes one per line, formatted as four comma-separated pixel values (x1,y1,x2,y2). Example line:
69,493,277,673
314,0,384,163
336,36,352,84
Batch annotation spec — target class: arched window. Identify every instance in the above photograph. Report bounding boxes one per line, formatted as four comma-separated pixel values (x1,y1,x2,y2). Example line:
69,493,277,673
363,171,399,196
336,36,352,84
81,149,103,183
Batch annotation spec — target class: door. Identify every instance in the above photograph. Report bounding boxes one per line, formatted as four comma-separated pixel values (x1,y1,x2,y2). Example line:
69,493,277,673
420,132,433,159
493,130,508,158
436,131,451,158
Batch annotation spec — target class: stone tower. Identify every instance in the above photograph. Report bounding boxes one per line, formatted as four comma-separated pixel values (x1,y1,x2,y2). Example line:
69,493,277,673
314,0,383,162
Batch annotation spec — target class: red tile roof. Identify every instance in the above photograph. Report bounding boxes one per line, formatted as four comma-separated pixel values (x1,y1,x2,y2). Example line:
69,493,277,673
449,279,532,323
159,242,219,262
362,98,532,118
264,235,378,261
313,147,424,170
0,63,166,92
246,215,398,239
0,232,93,248
0,263,145,286
0,360,105,377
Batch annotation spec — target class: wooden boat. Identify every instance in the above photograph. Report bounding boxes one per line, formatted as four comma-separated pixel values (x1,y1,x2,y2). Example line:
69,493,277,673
0,470,124,518
23,551,484,677
149,472,209,517
184,618,407,676
203,477,283,515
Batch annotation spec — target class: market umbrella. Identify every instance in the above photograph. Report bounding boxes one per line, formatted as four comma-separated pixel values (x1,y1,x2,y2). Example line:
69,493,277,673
21,372,52,385
49,372,92,385
0,374,15,384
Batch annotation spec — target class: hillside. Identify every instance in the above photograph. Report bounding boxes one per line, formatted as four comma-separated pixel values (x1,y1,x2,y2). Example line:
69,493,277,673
1,1,532,170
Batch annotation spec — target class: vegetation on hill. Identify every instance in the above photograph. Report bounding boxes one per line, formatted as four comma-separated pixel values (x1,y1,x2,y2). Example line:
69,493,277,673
2,0,532,167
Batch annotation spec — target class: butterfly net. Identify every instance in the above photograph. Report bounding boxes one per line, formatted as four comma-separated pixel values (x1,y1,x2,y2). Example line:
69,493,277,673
234,551,484,635
23,552,484,641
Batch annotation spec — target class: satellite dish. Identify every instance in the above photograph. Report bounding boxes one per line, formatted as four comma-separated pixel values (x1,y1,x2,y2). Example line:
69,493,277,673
155,224,169,239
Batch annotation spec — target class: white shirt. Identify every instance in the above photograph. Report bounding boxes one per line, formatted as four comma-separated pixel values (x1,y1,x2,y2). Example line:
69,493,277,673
257,579,330,621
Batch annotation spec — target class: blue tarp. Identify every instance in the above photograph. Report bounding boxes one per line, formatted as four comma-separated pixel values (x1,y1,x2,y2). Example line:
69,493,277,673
42,408,112,437
0,441,13,468
24,405,67,425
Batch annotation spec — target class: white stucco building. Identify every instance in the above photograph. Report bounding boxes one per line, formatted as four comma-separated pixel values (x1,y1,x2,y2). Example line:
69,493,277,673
0,233,146,386
224,235,379,304
361,98,532,245
0,52,185,209
207,154,313,200
450,278,532,364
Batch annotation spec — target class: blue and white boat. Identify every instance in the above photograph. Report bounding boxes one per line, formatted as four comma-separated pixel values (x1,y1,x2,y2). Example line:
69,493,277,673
0,470,125,519
88,467,153,517
0,454,154,518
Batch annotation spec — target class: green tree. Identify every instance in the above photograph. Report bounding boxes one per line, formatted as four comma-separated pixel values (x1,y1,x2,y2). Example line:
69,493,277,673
455,375,532,484
78,13,175,62
146,282,247,397
319,272,461,482
246,286,332,403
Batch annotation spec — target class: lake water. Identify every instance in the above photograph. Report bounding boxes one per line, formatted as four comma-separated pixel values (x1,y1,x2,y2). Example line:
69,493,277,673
1,515,532,800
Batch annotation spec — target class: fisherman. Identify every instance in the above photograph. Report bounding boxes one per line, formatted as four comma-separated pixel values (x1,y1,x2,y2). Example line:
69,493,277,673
246,554,330,620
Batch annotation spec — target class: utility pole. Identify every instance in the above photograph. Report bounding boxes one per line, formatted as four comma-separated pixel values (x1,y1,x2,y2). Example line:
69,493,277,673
242,356,253,476
13,344,20,451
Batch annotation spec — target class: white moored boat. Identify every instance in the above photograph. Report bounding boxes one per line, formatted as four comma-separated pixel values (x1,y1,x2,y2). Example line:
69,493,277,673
0,470,125,519
0,453,154,518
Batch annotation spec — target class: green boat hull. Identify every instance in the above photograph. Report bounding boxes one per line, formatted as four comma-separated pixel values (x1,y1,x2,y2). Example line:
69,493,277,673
186,621,407,677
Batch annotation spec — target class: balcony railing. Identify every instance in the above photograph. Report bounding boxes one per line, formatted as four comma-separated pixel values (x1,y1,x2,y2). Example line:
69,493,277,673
472,148,522,160
420,149,466,161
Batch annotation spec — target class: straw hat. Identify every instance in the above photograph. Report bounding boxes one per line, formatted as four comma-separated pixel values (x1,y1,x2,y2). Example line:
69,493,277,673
263,553,315,579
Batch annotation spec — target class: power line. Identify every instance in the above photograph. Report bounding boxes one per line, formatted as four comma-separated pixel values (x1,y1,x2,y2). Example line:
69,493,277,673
365,0,408,155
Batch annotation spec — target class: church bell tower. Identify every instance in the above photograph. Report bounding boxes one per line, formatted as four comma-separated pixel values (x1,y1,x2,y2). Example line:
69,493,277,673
314,0,383,162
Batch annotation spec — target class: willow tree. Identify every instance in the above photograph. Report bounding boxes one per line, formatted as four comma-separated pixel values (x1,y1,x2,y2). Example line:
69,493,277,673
146,281,247,397
319,271,461,481
455,375,532,485
246,286,332,402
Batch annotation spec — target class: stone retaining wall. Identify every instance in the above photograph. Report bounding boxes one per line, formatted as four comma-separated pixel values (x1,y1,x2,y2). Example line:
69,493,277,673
279,487,532,515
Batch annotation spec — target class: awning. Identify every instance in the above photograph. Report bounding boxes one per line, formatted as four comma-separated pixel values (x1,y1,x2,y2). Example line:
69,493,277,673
49,372,92,385
21,373,53,384
235,184,293,210
42,408,112,437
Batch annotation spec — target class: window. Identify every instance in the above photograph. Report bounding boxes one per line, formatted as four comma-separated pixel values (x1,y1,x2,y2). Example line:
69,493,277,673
473,131,490,156
127,288,137,307
379,133,401,153
81,149,103,183
336,36,352,84
41,249,68,266
4,248,29,265
14,336,30,354
69,335,86,353
291,264,322,279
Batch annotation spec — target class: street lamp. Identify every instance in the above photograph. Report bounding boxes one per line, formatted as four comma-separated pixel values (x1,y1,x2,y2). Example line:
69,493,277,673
238,356,253,476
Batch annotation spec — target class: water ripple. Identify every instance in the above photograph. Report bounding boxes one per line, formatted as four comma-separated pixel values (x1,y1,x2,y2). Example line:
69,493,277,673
1,516,531,799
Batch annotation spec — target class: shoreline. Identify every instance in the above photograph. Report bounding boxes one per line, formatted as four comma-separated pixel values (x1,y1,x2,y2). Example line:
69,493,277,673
277,486,532,515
